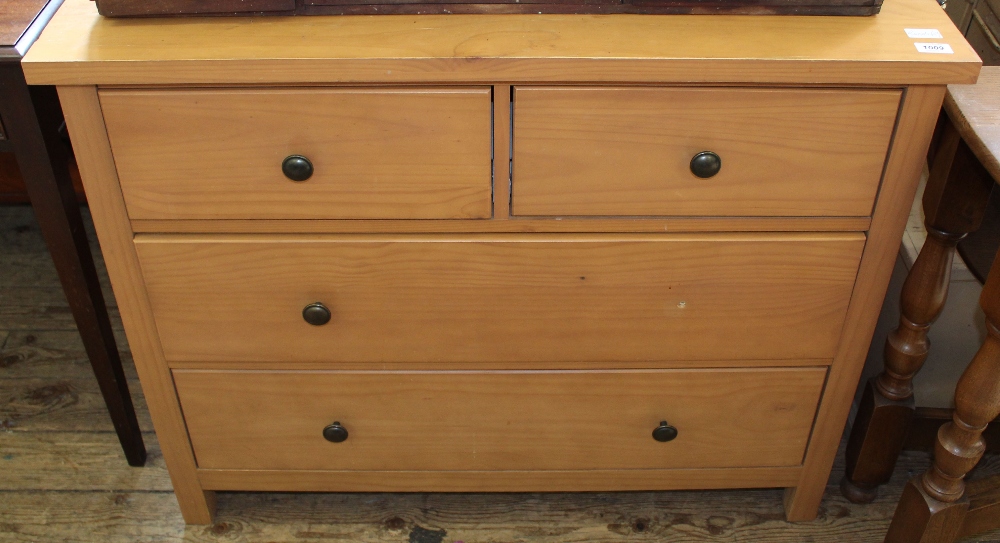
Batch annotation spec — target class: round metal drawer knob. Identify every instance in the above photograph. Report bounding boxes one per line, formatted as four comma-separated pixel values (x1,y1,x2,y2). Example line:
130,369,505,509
282,154,314,182
302,302,331,326
652,421,678,442
323,421,349,443
689,151,722,179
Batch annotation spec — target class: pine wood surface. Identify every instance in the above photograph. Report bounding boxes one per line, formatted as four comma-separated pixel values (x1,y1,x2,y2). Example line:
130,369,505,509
782,85,950,521
135,233,863,365
512,87,899,217
2,204,1000,542
58,85,215,523
99,88,493,221
175,368,824,471
128,216,875,234
11,0,982,526
19,0,981,86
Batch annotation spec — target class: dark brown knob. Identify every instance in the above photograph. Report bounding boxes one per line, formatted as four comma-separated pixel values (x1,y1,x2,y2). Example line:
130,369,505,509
323,421,348,443
282,155,313,182
689,151,721,179
652,421,678,442
302,302,331,326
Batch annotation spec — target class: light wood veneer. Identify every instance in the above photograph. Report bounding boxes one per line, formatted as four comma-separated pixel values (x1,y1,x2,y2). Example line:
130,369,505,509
20,0,980,85
513,87,900,217
174,368,826,471
23,0,981,526
100,88,493,220
136,233,863,365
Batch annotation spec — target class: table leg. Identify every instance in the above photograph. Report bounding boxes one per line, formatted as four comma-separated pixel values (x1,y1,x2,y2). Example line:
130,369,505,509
0,65,146,466
884,242,1000,543
842,115,993,503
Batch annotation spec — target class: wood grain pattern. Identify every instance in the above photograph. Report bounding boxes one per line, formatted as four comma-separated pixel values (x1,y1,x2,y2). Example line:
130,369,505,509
918,257,1000,503
842,110,995,504
1,70,146,466
945,67,1000,183
784,85,950,521
0,377,151,432
961,474,1000,537
20,0,981,86
0,0,49,48
56,85,215,524
2,461,967,543
24,0,982,524
513,87,899,217
0,290,120,331
99,88,492,221
164,357,829,371
7,154,1000,541
135,233,864,365
0,431,171,491
174,368,825,471
196,466,804,492
129,216,874,234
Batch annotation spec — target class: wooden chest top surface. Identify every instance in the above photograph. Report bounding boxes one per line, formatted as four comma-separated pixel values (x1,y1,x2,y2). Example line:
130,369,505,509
22,0,981,85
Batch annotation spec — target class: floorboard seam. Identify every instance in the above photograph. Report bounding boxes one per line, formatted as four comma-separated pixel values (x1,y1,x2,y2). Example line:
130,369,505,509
0,489,176,494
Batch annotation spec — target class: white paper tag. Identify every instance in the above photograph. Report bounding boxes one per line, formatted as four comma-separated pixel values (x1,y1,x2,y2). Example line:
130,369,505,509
905,28,944,39
914,42,954,54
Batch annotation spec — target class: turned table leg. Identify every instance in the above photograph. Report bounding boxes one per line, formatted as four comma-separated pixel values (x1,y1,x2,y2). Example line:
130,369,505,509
0,67,146,466
843,116,994,503
884,244,1000,543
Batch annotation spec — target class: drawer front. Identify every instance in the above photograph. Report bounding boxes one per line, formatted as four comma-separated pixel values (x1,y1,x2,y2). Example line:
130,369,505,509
175,368,826,471
99,88,493,220
136,233,864,364
512,87,901,217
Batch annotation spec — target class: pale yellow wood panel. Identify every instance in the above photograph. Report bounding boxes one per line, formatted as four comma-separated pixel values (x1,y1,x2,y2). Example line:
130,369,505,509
135,233,864,365
783,86,949,520
129,216,873,234
513,87,900,217
197,466,802,492
21,0,980,86
56,86,216,524
99,88,492,220
174,368,825,471
166,357,829,371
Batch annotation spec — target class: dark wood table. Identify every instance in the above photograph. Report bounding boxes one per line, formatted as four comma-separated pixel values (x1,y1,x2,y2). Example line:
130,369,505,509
0,0,145,466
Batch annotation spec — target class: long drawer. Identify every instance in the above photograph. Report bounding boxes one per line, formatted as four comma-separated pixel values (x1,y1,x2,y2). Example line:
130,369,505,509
174,368,826,471
136,233,865,365
99,87,493,220
512,86,901,217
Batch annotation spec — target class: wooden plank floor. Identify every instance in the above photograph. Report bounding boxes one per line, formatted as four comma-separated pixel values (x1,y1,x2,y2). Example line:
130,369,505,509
0,203,998,543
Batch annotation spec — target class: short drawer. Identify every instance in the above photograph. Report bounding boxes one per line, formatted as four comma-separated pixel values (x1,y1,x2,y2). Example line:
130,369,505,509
175,368,826,471
99,88,493,220
135,233,864,365
512,87,901,217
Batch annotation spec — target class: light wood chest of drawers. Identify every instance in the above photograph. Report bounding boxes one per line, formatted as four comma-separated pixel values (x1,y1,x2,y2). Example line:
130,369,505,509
23,0,981,525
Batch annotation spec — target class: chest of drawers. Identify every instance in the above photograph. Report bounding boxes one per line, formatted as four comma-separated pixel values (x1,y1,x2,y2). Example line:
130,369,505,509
23,0,981,524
